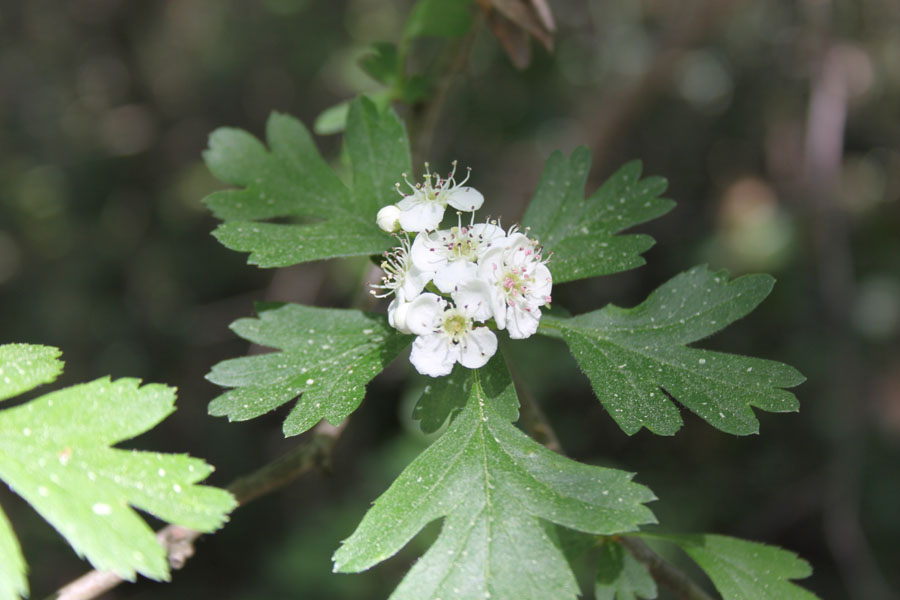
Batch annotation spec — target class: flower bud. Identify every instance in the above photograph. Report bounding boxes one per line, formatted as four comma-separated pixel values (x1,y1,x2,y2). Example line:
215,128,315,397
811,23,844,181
376,204,402,233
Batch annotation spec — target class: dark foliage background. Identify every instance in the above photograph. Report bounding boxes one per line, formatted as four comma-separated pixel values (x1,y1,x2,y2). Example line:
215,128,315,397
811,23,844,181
1,0,898,598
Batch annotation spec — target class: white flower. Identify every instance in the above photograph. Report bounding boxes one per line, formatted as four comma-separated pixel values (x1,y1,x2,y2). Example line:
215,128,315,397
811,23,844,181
410,219,505,293
376,204,401,233
406,285,497,377
392,161,484,232
370,235,433,334
479,231,552,339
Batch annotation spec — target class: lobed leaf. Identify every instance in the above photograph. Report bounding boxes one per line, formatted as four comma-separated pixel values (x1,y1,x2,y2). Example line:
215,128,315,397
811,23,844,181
646,533,819,600
545,266,805,436
334,361,656,600
0,345,236,592
0,344,63,402
522,149,674,284
595,539,657,600
207,303,411,437
204,97,410,267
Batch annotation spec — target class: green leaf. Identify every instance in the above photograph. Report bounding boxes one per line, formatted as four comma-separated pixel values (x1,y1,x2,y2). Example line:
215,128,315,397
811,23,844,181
0,507,27,600
359,42,399,85
522,149,674,284
546,265,804,436
204,96,410,267
313,101,350,135
404,0,474,40
595,539,657,600
333,365,657,600
413,352,518,434
647,534,819,600
207,303,411,437
0,343,63,402
0,345,236,587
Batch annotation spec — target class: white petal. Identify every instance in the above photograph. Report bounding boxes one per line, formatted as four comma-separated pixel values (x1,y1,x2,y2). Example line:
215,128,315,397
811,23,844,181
399,200,445,232
410,333,458,377
446,186,484,212
376,205,401,232
458,327,497,369
530,263,553,300
401,263,434,298
451,278,493,321
506,304,541,339
410,230,451,272
388,298,412,334
433,260,478,294
405,293,447,336
477,246,505,282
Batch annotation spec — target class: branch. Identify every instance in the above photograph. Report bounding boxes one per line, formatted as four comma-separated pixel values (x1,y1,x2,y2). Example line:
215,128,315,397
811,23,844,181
45,419,347,600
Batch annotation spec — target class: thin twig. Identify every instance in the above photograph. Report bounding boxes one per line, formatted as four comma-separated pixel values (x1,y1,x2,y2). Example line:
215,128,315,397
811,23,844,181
620,537,716,600
46,420,347,600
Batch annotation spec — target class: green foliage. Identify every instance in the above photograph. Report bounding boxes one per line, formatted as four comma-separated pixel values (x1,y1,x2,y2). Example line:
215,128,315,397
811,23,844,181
207,304,411,437
646,534,818,599
204,97,409,267
404,0,475,40
595,540,657,600
522,150,674,284
333,363,656,600
0,344,63,402
0,344,236,598
544,266,805,435
359,42,399,85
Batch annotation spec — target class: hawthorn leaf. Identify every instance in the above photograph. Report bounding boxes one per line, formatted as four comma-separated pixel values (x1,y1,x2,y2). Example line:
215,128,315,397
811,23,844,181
313,101,350,135
405,0,474,40
334,366,656,600
0,345,236,588
595,539,657,600
207,303,411,437
522,149,674,283
359,42,399,85
204,96,410,267
646,534,819,600
0,343,63,402
544,266,804,436
412,352,518,434
0,507,26,600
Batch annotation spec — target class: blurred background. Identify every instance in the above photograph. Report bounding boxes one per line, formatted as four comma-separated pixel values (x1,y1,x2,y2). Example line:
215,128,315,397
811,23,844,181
1,0,898,598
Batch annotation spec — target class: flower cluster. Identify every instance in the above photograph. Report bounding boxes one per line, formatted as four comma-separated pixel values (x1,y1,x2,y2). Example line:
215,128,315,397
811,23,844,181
373,163,552,377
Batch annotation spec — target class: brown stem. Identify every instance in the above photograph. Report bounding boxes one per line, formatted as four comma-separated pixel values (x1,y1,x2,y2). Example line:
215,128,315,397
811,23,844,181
620,537,716,600
45,419,347,600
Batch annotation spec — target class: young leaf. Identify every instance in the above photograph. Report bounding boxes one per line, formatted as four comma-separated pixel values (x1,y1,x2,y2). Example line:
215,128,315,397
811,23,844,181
204,97,410,267
313,101,350,135
333,364,657,600
522,149,674,284
646,534,819,600
544,266,804,436
0,343,63,402
0,504,27,600
0,345,236,589
404,0,474,40
595,539,657,600
207,303,411,437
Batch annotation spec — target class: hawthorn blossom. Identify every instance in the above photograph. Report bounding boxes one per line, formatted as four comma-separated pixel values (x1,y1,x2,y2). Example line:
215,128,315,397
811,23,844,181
388,161,484,233
410,219,505,293
478,230,552,339
370,235,433,334
405,284,496,377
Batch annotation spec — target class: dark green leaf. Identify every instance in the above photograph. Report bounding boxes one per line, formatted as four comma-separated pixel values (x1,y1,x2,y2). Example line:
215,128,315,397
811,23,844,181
546,266,804,435
647,534,819,600
334,365,656,599
359,42,399,85
204,97,410,267
595,539,657,600
404,0,474,40
207,304,411,437
522,149,674,283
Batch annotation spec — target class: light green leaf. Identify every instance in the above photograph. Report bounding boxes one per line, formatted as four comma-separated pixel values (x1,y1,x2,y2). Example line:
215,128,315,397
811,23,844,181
412,352,518,434
0,343,63,402
334,365,656,600
0,345,236,587
404,0,474,40
0,507,27,600
546,266,804,435
207,303,411,437
595,539,657,600
204,96,410,267
522,149,674,284
646,534,819,600
313,101,350,135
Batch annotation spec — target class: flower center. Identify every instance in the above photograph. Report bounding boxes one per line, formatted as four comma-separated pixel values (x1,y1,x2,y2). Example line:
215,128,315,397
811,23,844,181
446,227,478,261
442,311,470,343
